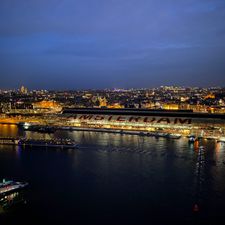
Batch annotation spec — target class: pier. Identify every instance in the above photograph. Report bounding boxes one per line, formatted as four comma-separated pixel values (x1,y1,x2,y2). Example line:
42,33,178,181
0,137,19,145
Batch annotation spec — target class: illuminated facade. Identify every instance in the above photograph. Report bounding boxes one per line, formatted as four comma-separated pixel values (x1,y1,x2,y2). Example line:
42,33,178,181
60,108,225,137
1,108,224,138
32,100,60,109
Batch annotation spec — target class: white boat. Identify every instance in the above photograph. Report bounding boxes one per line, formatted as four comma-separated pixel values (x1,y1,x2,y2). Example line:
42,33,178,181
19,138,78,149
168,134,182,139
217,137,225,142
0,179,28,195
206,136,217,140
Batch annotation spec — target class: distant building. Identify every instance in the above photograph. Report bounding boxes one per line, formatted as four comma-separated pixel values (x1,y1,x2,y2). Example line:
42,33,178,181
32,100,62,113
32,100,60,109
20,86,28,94
162,103,179,110
98,96,107,107
108,103,124,109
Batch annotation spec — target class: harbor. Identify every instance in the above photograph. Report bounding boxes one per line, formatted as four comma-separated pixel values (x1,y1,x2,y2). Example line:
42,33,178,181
0,125,225,225
1,127,225,148
0,108,224,144
16,122,225,142
1,0,225,222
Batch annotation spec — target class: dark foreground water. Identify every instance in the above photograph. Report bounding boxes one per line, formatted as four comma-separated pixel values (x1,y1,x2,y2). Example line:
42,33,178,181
0,125,225,225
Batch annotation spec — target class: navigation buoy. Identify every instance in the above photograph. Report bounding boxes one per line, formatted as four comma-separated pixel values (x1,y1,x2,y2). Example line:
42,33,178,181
193,204,199,212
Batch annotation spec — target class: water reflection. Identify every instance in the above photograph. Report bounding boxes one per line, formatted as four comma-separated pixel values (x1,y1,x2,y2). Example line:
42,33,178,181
215,142,224,158
0,124,18,137
15,146,22,159
0,191,27,214
193,146,205,210
1,125,225,224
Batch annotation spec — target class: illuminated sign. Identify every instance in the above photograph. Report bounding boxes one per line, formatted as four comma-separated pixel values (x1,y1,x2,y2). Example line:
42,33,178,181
72,114,192,125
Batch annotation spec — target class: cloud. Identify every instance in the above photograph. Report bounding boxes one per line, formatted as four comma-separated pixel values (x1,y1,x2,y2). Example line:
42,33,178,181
0,0,225,88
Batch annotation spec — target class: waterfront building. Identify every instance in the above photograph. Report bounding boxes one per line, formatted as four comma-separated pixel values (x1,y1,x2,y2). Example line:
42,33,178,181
59,108,225,137
0,107,225,138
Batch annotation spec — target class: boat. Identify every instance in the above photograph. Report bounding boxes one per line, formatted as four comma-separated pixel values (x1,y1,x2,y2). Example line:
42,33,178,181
33,126,55,133
22,125,55,133
217,137,225,143
206,136,217,140
0,179,28,196
0,137,79,149
168,133,182,139
18,122,55,133
0,137,19,145
146,132,156,136
154,132,168,138
18,138,78,149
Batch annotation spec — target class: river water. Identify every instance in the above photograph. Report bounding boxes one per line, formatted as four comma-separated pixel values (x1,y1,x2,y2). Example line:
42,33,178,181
0,124,225,225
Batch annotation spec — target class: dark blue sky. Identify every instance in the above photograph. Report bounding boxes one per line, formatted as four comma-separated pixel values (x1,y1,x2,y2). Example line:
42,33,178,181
0,0,225,89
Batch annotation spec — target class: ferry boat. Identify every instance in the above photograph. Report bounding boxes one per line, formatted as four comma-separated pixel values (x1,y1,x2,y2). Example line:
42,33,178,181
206,136,218,140
0,179,28,196
18,122,55,133
18,138,78,149
168,133,182,139
0,137,79,149
217,137,225,143
23,125,55,133
154,132,168,138
0,137,19,145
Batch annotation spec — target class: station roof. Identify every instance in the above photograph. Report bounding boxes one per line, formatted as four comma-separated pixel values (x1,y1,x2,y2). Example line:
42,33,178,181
62,108,225,119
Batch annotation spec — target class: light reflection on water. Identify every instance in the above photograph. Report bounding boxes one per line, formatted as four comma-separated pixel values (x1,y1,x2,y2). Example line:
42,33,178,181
0,125,225,224
0,191,27,215
0,124,18,137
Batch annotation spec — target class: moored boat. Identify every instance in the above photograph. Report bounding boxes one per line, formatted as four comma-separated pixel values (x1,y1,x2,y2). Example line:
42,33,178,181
18,138,78,149
217,137,225,142
154,132,168,138
206,136,217,140
168,133,182,139
0,137,19,145
0,137,79,149
0,179,28,196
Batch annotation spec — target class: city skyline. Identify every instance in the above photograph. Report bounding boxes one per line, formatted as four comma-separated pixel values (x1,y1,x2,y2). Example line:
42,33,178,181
1,2,225,224
0,85,225,92
1,0,225,89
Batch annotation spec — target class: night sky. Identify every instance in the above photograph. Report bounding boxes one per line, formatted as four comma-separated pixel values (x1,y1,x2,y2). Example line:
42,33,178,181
0,0,225,89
